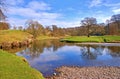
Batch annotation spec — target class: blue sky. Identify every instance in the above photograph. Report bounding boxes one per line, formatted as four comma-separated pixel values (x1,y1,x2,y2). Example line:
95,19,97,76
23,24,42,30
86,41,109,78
6,0,120,28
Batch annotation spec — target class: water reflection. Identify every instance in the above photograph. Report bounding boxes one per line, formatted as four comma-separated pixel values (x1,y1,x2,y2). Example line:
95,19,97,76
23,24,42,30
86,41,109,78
16,40,120,77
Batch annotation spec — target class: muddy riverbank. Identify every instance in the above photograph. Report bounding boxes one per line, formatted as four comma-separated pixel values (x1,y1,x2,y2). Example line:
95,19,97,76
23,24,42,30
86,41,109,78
46,66,120,79
0,38,33,49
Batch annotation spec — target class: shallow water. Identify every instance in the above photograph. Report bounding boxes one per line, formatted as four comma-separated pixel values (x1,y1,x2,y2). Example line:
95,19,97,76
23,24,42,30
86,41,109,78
16,40,120,77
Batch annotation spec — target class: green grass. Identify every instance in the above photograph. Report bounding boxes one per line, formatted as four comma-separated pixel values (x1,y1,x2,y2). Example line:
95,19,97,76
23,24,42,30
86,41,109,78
0,30,32,43
101,36,120,42
61,36,120,43
0,50,45,79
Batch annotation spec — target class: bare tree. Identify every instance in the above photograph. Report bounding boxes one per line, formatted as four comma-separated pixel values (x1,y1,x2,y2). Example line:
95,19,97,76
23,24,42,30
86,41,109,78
44,26,52,36
18,26,23,30
52,25,58,36
0,22,9,30
0,9,6,22
0,0,7,22
13,26,17,30
105,20,110,35
26,20,44,39
110,14,120,29
81,17,97,37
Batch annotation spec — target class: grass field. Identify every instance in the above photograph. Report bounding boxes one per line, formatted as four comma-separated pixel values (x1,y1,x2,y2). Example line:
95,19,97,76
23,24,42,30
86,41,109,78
0,30,32,43
0,50,44,79
61,36,120,43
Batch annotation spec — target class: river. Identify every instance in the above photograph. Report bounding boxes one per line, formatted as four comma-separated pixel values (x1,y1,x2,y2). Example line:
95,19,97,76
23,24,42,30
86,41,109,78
16,40,120,77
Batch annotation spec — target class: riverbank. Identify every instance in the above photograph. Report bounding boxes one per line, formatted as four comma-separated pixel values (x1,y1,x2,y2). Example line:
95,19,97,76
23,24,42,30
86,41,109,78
61,36,120,43
0,50,45,79
47,66,120,79
37,36,59,40
76,43,120,46
0,30,33,49
36,35,65,40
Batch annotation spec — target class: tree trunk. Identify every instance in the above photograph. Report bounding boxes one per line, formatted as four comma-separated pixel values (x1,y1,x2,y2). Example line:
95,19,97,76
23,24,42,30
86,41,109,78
87,25,90,37
87,34,90,37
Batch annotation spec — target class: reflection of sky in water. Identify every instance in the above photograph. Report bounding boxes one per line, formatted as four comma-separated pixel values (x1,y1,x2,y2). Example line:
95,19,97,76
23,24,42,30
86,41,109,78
16,44,120,77
97,48,112,60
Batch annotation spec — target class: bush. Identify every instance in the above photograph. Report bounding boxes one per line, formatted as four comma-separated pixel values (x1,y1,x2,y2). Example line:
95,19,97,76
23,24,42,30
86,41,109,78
0,22,10,30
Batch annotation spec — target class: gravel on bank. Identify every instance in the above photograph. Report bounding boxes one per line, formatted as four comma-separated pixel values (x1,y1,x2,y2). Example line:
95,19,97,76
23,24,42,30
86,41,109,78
46,66,120,79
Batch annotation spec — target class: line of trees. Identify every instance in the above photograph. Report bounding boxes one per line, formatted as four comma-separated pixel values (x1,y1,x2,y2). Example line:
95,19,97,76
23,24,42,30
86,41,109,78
0,14,120,37
106,14,120,35
25,20,67,38
24,14,120,38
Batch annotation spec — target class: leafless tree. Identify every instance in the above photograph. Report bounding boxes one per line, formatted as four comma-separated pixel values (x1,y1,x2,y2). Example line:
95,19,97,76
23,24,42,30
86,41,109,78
105,20,110,35
0,0,7,22
26,20,44,39
81,17,97,37
110,14,120,29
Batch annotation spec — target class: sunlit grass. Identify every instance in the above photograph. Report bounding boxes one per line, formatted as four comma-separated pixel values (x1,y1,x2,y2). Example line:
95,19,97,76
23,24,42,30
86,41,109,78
0,50,44,79
0,30,32,43
61,36,120,43
101,36,120,42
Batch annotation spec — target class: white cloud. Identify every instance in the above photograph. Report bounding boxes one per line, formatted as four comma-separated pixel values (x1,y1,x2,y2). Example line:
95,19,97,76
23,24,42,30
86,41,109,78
90,0,103,7
53,21,80,28
90,0,120,10
97,16,111,23
103,2,120,14
27,1,51,11
7,0,24,6
9,7,39,18
9,6,61,19
6,0,81,28
92,13,111,23
112,8,120,14
7,0,113,28
7,0,67,28
8,18,27,28
104,3,120,7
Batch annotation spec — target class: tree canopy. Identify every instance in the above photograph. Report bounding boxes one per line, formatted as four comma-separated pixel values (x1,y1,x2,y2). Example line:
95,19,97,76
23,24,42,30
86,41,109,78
81,17,97,37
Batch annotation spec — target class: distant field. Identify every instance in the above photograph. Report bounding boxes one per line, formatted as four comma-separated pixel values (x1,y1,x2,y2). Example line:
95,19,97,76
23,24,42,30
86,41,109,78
61,36,120,43
0,30,32,43
0,50,44,79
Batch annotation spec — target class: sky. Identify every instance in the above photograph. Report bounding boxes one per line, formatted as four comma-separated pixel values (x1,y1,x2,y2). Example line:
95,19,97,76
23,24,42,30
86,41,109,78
5,0,120,28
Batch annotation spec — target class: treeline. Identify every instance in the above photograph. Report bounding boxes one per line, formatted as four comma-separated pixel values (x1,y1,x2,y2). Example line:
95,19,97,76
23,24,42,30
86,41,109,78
0,14,120,38
24,14,120,38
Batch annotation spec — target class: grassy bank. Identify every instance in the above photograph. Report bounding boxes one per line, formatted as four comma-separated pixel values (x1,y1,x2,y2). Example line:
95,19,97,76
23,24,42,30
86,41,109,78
37,36,62,40
61,36,120,43
0,50,44,79
0,30,33,43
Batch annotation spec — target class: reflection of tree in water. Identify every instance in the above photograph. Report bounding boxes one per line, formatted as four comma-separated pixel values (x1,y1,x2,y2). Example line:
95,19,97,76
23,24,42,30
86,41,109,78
80,45,98,60
51,40,67,52
5,46,27,53
25,40,67,59
19,40,120,59
108,46,120,57
79,45,120,60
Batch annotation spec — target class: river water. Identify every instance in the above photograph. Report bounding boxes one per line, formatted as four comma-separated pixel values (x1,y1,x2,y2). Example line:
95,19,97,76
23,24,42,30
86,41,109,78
16,40,120,77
